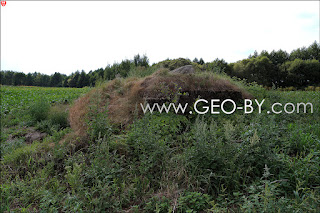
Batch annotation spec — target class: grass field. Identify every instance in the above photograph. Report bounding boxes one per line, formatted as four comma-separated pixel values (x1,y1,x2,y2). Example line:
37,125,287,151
1,86,91,127
1,81,320,212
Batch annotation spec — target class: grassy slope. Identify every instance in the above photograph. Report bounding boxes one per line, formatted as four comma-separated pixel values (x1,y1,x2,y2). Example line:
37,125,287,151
1,77,319,212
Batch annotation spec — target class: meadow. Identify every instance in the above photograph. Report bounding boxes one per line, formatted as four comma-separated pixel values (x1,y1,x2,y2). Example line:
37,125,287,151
0,75,320,212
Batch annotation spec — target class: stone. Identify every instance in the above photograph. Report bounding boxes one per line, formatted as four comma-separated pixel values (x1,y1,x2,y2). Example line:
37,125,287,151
170,65,195,74
25,132,47,143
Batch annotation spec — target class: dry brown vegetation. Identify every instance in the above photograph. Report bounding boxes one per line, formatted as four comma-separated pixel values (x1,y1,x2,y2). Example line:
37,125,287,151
69,70,253,135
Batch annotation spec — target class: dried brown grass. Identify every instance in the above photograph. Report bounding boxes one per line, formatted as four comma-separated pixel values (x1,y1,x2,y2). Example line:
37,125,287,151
69,71,253,135
69,89,94,137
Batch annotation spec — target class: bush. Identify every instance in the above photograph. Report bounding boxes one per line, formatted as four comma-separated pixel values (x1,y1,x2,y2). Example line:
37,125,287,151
157,58,192,70
28,98,50,122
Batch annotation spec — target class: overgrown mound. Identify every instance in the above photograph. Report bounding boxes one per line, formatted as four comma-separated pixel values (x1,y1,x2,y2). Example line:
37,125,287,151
69,70,253,135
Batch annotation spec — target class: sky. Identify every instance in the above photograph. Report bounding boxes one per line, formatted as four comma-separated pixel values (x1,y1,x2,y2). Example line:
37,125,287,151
1,1,319,75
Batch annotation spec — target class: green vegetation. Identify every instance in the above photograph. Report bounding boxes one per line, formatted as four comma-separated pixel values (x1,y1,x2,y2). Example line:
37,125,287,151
28,98,51,122
1,86,90,127
1,42,319,211
1,70,319,212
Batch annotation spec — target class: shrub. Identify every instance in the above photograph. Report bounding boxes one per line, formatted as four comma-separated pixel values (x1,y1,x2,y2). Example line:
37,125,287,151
157,58,192,70
28,98,50,122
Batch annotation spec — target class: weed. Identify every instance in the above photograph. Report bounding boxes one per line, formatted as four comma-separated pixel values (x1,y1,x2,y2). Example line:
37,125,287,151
177,191,212,212
28,98,50,122
48,104,69,128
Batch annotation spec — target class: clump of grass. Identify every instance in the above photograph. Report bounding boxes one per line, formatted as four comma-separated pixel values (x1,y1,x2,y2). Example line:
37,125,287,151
35,120,60,135
2,141,41,165
127,65,158,78
28,98,50,122
69,90,93,136
29,103,70,134
48,104,69,128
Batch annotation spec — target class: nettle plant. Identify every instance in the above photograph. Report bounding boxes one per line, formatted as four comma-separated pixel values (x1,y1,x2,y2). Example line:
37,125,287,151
157,81,189,105
85,92,112,141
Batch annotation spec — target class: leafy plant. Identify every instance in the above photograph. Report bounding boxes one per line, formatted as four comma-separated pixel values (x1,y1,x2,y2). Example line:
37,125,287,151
177,192,212,212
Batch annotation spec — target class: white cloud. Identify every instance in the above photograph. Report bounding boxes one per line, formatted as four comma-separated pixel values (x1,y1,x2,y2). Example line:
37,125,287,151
1,1,319,75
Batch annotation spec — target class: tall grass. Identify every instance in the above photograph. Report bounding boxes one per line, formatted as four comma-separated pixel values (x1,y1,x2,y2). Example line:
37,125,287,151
28,98,50,122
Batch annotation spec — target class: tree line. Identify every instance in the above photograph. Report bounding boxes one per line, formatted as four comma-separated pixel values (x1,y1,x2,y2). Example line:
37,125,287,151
228,41,320,88
1,42,319,88
0,54,149,88
202,41,319,88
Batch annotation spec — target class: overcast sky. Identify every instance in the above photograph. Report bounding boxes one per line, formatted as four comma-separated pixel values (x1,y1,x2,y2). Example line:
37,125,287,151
1,1,319,75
